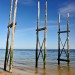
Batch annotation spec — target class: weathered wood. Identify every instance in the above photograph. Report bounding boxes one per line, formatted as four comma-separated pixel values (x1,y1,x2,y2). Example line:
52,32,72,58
36,27,46,31
67,13,70,64
8,22,16,28
36,0,40,68
4,0,13,71
9,0,18,73
38,39,44,60
36,0,47,68
57,13,70,65
58,13,60,65
58,30,70,33
44,1,47,69
36,31,38,68
4,28,10,71
57,59,70,62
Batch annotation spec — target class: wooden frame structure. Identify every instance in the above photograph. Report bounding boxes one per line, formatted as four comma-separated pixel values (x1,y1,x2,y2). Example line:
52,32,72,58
4,0,18,72
36,0,47,68
2,0,71,73
58,13,70,65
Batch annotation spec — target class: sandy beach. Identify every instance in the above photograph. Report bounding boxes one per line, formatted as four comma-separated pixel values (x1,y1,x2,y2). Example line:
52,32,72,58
0,64,75,75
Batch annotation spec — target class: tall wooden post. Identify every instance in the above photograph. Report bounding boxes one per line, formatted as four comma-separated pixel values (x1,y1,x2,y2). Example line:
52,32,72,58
4,0,13,71
67,13,70,64
44,1,47,68
9,0,18,73
36,0,40,68
58,13,60,65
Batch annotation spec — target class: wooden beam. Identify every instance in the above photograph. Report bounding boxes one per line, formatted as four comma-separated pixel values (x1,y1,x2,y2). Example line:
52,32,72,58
8,22,16,28
57,59,70,62
36,27,46,31
58,30,70,33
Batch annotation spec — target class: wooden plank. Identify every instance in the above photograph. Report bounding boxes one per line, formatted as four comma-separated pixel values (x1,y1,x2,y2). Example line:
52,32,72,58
58,30,70,33
36,27,46,31
57,59,70,62
8,22,16,28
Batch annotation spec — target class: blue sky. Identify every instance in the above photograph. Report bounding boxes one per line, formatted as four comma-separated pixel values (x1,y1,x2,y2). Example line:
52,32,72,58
0,0,75,49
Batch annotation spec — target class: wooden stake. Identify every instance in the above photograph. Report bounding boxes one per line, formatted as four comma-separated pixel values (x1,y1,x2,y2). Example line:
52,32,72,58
58,13,60,65
4,28,10,70
36,0,40,68
9,0,18,72
4,0,13,71
44,1,47,68
67,13,70,64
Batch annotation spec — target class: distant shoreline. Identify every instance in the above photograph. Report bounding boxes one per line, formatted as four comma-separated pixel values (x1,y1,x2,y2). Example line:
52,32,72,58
0,49,75,50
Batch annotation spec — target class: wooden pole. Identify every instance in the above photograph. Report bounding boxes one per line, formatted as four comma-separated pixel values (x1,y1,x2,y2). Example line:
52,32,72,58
9,0,18,72
4,27,10,71
67,13,70,64
58,13,60,65
36,0,40,68
44,0,47,68
4,0,13,71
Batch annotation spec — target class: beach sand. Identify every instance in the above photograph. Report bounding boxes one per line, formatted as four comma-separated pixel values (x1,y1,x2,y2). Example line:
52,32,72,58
0,64,75,75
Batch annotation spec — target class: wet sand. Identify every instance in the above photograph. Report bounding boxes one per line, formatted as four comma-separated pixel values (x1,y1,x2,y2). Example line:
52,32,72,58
0,64,75,75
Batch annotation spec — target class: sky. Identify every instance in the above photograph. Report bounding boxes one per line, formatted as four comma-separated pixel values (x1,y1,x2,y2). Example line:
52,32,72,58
0,0,75,49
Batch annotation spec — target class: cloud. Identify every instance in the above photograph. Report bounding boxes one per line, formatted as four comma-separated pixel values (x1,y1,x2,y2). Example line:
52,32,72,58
59,3,75,17
19,0,35,5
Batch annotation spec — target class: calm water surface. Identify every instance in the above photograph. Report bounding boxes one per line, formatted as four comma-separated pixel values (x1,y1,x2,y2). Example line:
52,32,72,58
0,49,75,68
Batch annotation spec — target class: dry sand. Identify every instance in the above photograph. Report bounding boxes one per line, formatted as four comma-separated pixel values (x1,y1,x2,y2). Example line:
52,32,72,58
0,64,75,75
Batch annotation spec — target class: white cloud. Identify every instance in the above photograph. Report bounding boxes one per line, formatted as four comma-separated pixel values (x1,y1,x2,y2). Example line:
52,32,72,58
59,3,75,17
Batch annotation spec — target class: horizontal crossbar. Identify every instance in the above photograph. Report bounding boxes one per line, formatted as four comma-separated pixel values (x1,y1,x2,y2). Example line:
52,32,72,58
36,27,46,31
8,22,16,28
57,59,70,62
58,30,70,33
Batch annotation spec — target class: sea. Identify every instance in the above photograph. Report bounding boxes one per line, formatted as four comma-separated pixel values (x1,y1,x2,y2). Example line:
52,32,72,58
0,49,75,69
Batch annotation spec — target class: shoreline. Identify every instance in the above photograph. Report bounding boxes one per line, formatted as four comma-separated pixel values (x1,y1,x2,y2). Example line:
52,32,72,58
0,64,75,75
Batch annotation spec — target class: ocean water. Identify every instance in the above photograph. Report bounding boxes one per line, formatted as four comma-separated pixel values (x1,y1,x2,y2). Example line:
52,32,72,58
0,49,75,68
